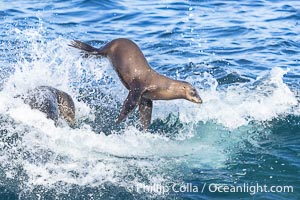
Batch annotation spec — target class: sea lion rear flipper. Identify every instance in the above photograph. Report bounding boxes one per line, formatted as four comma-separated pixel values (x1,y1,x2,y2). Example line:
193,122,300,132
116,87,143,124
69,40,104,56
138,98,153,129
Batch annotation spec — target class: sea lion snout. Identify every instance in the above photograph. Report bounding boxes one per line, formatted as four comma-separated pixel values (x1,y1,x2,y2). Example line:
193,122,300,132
187,89,202,104
189,93,202,104
182,82,203,104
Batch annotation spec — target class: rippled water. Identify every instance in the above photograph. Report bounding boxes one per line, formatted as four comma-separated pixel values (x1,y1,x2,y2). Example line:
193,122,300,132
0,0,299,199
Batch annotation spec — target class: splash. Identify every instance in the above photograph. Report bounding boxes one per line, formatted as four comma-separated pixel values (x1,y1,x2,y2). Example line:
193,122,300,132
0,27,298,197
0,28,227,196
153,68,297,129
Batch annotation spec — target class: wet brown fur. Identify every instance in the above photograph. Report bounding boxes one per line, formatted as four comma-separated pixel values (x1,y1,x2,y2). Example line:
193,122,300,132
69,38,202,129
23,86,75,126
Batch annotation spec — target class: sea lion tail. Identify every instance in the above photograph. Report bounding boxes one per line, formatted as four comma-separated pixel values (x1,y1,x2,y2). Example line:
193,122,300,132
69,40,103,56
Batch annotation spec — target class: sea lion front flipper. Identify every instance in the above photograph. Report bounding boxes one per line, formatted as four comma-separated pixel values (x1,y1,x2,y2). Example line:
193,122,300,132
116,87,143,124
138,98,153,129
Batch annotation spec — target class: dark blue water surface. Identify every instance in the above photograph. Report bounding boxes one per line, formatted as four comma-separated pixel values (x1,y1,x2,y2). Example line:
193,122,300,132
0,0,300,199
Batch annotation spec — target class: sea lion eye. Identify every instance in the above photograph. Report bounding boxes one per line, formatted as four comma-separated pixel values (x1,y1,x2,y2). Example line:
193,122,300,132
190,89,197,96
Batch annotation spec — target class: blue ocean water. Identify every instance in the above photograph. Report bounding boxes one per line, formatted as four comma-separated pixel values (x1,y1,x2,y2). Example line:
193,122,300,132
0,0,299,199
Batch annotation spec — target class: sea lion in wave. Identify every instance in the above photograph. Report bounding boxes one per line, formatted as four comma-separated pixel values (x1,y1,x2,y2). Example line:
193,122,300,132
69,38,202,129
21,86,75,126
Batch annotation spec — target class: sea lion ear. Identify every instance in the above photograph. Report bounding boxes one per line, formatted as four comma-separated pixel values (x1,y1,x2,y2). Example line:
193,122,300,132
116,81,145,124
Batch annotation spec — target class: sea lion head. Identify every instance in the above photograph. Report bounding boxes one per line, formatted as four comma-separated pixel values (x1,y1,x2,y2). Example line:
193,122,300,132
57,92,76,125
181,81,202,104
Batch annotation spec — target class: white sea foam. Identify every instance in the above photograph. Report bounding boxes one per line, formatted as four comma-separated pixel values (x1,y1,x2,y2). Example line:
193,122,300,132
154,68,298,129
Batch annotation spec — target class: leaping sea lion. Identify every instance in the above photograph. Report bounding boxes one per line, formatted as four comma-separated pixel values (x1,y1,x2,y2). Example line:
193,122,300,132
20,86,75,126
69,38,202,129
